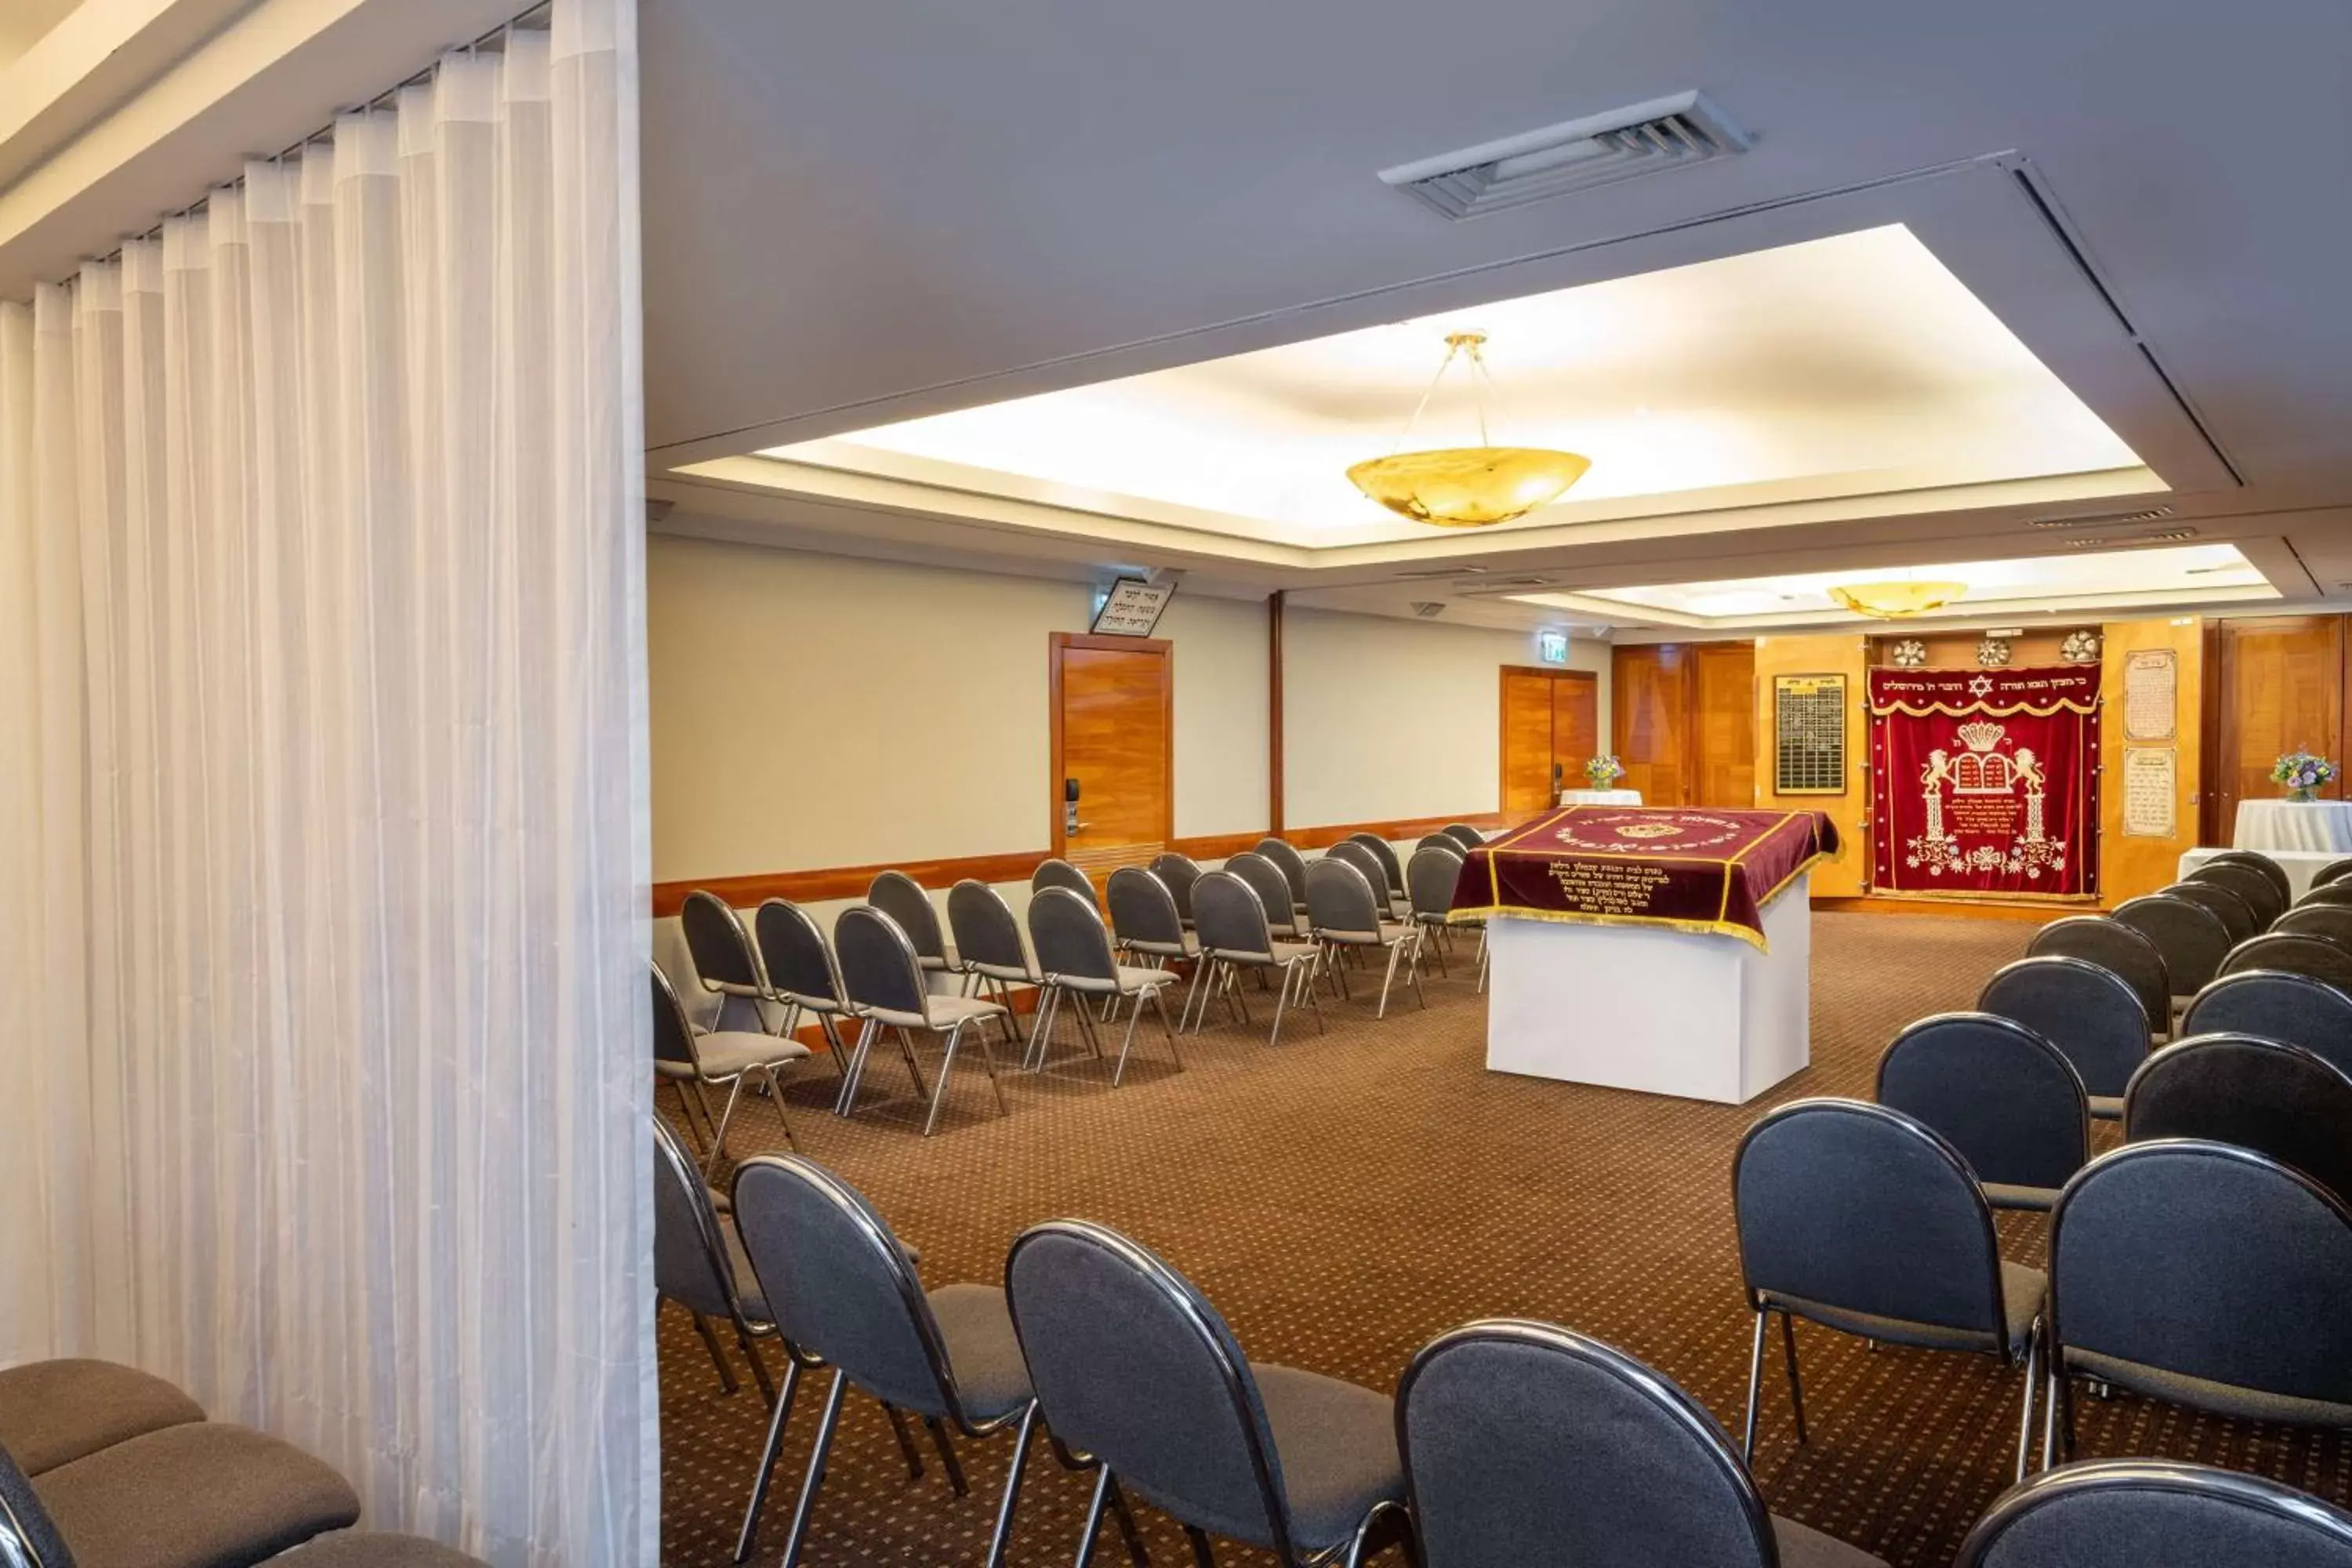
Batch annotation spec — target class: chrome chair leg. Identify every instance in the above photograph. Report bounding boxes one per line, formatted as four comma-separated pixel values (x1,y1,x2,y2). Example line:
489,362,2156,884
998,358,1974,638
924,1021,965,1137
1374,939,1403,1019
834,1018,879,1116
895,1025,931,1099
1073,1465,1114,1568
1151,984,1181,1068
970,1020,1011,1114
1303,957,1327,1033
1268,961,1294,1047
708,1072,750,1177
691,1311,739,1394
885,1402,926,1479
1027,986,1062,1072
732,1355,804,1561
984,1402,1039,1568
1111,989,1146,1085
925,1416,968,1496
777,1369,848,1568
1741,1307,1768,1463
1178,954,1207,1034
2013,1319,2043,1483
1780,1310,1809,1445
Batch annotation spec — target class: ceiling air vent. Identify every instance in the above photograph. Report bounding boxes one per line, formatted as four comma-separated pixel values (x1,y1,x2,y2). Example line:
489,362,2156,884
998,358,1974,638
1378,92,1751,221
1410,601,1446,619
2025,506,2173,530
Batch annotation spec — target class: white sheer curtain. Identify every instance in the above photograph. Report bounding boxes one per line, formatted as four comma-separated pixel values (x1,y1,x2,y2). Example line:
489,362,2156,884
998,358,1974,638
0,2,654,1563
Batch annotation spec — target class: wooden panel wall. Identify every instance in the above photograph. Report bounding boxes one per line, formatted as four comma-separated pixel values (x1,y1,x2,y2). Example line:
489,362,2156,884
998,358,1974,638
2100,616,2204,904
1692,641,1757,808
1751,633,1871,898
1612,644,1692,807
2205,614,2349,842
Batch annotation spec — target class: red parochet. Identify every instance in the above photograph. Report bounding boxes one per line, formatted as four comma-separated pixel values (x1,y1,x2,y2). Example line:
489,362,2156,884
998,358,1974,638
1446,806,1842,952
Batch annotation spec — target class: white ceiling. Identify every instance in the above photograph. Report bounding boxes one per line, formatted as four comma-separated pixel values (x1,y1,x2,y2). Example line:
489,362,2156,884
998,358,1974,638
641,0,2352,632
0,0,78,70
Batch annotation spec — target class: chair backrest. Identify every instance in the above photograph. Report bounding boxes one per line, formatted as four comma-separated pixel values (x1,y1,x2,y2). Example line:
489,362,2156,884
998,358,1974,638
833,905,931,1019
653,1112,739,1320
1345,833,1406,896
1323,839,1390,897
1106,866,1186,951
2025,917,2170,1043
2187,858,2285,929
0,1442,74,1568
1978,956,2151,1098
1398,1320,1775,1568
1033,857,1099,908
681,889,764,994
1005,1220,1294,1554
1192,871,1277,961
2161,880,2257,944
1877,1013,2089,1195
1954,1459,2352,1568
1030,884,1120,984
2180,970,2352,1076
2274,904,2352,950
2301,880,2352,909
2219,932,2352,993
732,1155,962,1421
2125,1034,2352,1203
1149,852,1203,922
946,879,1028,974
1305,855,1385,938
651,962,702,1073
1254,838,1310,906
753,898,845,1006
1225,853,1299,937
2202,848,2294,904
1414,833,1459,857
1406,845,1466,921
2050,1141,2352,1417
1441,823,1484,851
867,870,947,964
2113,895,2234,995
2318,855,2352,890
1733,1098,2007,1343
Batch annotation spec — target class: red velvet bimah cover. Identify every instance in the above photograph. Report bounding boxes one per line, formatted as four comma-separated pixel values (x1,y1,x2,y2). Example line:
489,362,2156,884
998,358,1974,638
1447,806,1841,950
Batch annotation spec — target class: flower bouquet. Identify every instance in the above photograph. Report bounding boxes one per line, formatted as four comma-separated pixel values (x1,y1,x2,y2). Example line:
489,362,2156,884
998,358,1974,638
2272,750,2339,804
1584,755,1626,789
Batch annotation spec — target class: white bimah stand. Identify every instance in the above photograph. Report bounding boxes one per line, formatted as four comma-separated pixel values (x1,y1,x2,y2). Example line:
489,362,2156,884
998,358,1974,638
1483,873,1812,1105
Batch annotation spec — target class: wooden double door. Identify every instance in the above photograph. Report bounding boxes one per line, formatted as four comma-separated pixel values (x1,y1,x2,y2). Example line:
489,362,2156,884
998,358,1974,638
1501,667,1600,816
2205,614,2351,842
1611,641,1756,809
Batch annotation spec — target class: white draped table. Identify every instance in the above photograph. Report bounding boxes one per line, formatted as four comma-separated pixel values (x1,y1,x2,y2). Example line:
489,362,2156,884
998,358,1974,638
1559,788,1643,807
2233,798,2352,855
2179,847,2343,900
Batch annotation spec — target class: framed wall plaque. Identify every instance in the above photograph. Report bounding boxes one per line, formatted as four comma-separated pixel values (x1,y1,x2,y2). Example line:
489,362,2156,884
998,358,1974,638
1773,673,1848,796
2122,648,2177,742
2122,747,2177,837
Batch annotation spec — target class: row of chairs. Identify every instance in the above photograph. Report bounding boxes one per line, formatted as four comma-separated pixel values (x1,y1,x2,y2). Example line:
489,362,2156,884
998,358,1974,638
655,1120,2352,1568
2078,849,2352,1004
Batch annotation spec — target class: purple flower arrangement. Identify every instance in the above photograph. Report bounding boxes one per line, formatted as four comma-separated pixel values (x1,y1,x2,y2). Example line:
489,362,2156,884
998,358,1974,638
2272,750,2339,803
1584,754,1626,789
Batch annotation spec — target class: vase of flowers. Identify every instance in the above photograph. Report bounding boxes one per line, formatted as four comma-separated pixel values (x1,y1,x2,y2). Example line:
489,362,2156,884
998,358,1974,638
1584,755,1625,789
2272,750,2339,804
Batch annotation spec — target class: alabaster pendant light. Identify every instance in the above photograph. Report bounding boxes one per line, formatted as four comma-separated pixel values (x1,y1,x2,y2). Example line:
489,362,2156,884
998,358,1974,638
1347,331,1591,528
1828,579,1969,619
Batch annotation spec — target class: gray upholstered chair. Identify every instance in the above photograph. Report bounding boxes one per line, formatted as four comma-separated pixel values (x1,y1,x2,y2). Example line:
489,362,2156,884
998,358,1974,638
1187,869,1324,1045
2044,1141,2352,1467
1026,886,1181,1084
2160,880,2256,944
1254,837,1312,916
0,1438,489,1568
2123,1034,2352,1203
833,905,1008,1135
2201,847,2294,903
654,1111,780,1402
1031,858,1098,909
2317,855,2352,890
868,870,962,981
2185,857,2285,930
1106,866,1198,973
1227,851,1307,942
1004,1219,1414,1568
1397,1319,1886,1568
731,1156,1036,1568
2113,895,2234,1001
1877,1013,2090,1211
945,880,1043,1047
1149,851,1203,927
680,888,776,1033
2274,902,2352,950
1305,858,1425,1019
1439,824,1484,851
2025,918,2170,1045
2180,969,2352,1076
1733,1099,2045,1482
2301,880,2352,909
654,961,808,1168
753,898,858,1080
1323,840,1392,905
0,1363,201,1479
1955,1458,2352,1568
1404,845,1465,979
2220,931,2352,992
1977,956,2150,1120
1342,833,1411,920
1413,834,1457,857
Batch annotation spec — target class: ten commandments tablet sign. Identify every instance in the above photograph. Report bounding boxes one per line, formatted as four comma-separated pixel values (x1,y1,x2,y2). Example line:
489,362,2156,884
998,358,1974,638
1773,673,1848,796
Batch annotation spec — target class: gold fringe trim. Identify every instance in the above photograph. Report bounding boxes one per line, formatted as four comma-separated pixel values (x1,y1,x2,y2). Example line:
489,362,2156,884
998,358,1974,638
1867,887,2100,905
1458,904,1777,952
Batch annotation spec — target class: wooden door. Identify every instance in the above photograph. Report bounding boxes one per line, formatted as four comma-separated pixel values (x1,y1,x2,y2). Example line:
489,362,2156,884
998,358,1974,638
1500,670,1559,815
1051,633,1173,883
2211,616,2346,837
1552,673,1599,784
1613,644,1693,808
1691,641,1757,807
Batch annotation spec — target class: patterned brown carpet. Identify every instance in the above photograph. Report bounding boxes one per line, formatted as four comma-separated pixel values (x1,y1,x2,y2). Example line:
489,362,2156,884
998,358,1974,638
658,912,2352,1566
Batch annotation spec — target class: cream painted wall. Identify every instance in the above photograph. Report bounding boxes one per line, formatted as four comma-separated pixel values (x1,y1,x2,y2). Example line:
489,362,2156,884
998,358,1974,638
648,535,1269,880
1282,608,1610,828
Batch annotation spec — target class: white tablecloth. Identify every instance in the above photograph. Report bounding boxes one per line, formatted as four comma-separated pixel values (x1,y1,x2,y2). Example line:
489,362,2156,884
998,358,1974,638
2233,798,2352,855
2180,847,2343,901
1559,788,1643,807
